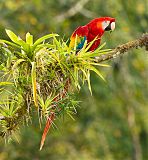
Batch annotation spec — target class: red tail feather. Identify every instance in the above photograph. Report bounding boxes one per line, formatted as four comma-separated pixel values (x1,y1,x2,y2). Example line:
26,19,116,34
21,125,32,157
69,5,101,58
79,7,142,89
40,112,55,150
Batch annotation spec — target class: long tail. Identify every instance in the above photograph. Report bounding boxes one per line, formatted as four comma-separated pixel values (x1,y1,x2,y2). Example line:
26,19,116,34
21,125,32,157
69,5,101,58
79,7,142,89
39,78,71,150
39,112,55,150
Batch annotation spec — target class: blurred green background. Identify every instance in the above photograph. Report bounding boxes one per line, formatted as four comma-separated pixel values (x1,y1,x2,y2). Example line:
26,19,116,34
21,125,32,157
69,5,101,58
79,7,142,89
0,0,148,159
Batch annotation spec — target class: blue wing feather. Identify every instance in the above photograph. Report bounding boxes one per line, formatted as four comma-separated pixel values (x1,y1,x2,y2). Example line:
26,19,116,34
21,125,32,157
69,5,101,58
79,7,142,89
77,36,87,50
70,26,89,50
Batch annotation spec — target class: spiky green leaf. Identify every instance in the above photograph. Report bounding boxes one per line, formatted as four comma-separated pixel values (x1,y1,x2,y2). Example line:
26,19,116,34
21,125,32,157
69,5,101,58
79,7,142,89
26,32,33,45
5,29,18,43
31,62,38,107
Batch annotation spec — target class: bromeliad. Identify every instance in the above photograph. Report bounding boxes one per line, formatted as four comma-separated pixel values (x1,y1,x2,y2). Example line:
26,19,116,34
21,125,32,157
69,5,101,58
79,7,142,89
40,17,116,150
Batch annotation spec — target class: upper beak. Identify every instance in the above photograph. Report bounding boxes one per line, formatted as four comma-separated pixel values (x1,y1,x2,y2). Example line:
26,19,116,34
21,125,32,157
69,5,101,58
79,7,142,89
111,22,115,31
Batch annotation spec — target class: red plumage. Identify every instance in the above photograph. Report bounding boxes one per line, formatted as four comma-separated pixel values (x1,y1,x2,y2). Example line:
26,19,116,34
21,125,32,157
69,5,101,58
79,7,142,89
70,17,115,51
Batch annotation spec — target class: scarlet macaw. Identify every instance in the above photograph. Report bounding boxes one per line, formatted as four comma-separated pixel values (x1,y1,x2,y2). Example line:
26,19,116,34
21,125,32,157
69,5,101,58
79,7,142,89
40,17,116,150
69,17,115,51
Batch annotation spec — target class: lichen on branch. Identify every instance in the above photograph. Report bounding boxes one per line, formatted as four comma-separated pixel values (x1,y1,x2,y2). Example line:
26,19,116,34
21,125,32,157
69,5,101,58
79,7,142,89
96,33,148,62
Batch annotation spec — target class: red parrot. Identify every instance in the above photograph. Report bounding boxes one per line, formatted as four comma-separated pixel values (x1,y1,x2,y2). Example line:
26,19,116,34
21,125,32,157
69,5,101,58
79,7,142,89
69,17,115,51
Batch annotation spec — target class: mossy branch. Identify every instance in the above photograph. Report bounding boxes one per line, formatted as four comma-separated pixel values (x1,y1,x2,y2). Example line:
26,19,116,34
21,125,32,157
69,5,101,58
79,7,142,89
0,32,148,140
95,33,148,62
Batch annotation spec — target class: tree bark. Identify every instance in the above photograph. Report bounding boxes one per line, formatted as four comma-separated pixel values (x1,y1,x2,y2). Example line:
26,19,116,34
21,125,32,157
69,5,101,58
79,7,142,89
95,33,148,62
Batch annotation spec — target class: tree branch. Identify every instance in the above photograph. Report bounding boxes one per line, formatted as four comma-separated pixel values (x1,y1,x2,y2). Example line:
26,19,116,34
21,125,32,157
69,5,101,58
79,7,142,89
55,0,90,22
0,33,148,138
95,33,148,62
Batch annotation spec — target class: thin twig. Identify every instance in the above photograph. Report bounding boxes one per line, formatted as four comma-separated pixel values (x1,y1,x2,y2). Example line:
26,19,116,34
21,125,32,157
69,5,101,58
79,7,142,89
55,0,90,22
79,8,97,18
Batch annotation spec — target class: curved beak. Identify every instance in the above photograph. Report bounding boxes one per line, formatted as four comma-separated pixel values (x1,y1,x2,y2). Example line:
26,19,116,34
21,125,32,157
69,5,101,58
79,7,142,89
105,21,115,31
111,22,115,31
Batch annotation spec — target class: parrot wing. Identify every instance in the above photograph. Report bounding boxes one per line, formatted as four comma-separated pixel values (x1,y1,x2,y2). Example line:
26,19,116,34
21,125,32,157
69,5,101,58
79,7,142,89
69,25,89,50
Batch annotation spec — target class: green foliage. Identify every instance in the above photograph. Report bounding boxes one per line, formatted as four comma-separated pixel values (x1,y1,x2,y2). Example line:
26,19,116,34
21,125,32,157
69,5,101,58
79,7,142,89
0,1,147,159
0,29,109,139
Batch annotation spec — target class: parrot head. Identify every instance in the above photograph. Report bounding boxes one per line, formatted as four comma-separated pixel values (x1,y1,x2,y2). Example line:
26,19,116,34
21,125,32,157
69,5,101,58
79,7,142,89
88,17,115,35
98,17,115,32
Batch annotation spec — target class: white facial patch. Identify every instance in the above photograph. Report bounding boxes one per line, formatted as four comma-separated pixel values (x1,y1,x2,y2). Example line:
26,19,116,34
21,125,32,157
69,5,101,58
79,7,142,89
111,22,115,31
102,21,110,30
